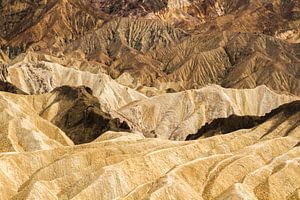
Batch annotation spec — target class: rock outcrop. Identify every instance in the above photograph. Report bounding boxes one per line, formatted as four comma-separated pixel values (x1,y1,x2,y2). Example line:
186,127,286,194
6,61,146,113
1,0,299,95
5,57,298,140
0,84,131,149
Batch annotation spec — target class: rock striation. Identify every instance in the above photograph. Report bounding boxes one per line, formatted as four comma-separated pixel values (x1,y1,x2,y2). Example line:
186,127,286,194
0,100,299,199
187,100,300,140
5,57,298,140
0,91,73,152
0,0,299,95
0,0,299,199
6,60,146,113
115,84,298,140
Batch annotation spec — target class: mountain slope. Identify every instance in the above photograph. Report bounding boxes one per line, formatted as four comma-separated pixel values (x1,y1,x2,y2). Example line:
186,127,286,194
115,85,298,140
0,100,299,199
0,0,299,199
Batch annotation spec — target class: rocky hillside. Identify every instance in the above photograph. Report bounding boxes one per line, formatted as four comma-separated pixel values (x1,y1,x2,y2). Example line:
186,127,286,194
0,0,299,199
0,99,299,199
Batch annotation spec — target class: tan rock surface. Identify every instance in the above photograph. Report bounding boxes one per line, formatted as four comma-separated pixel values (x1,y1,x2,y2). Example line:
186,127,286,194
30,85,130,144
62,26,300,95
6,61,146,113
1,0,299,96
0,100,299,199
0,1,299,199
115,84,298,140
5,59,298,140
0,91,73,152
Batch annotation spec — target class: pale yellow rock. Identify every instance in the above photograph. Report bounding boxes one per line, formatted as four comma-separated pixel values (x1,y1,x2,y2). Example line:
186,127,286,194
7,60,298,141
0,1,299,199
115,85,298,140
0,109,299,200
7,61,146,113
0,92,73,152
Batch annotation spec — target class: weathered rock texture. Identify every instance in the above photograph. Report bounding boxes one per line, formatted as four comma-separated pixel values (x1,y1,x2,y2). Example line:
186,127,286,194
0,0,299,199
0,84,132,152
0,100,299,199
115,85,298,140
5,58,298,140
6,61,146,113
187,100,300,140
0,92,73,152
0,0,299,95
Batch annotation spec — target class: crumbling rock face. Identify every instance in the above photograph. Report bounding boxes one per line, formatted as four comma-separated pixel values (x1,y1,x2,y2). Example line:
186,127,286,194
51,14,299,95
62,28,300,95
0,0,105,53
0,0,58,40
0,0,299,95
146,32,300,95
65,17,189,55
5,56,299,141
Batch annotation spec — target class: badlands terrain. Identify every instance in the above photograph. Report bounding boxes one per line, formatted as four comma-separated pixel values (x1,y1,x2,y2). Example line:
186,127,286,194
0,0,299,199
